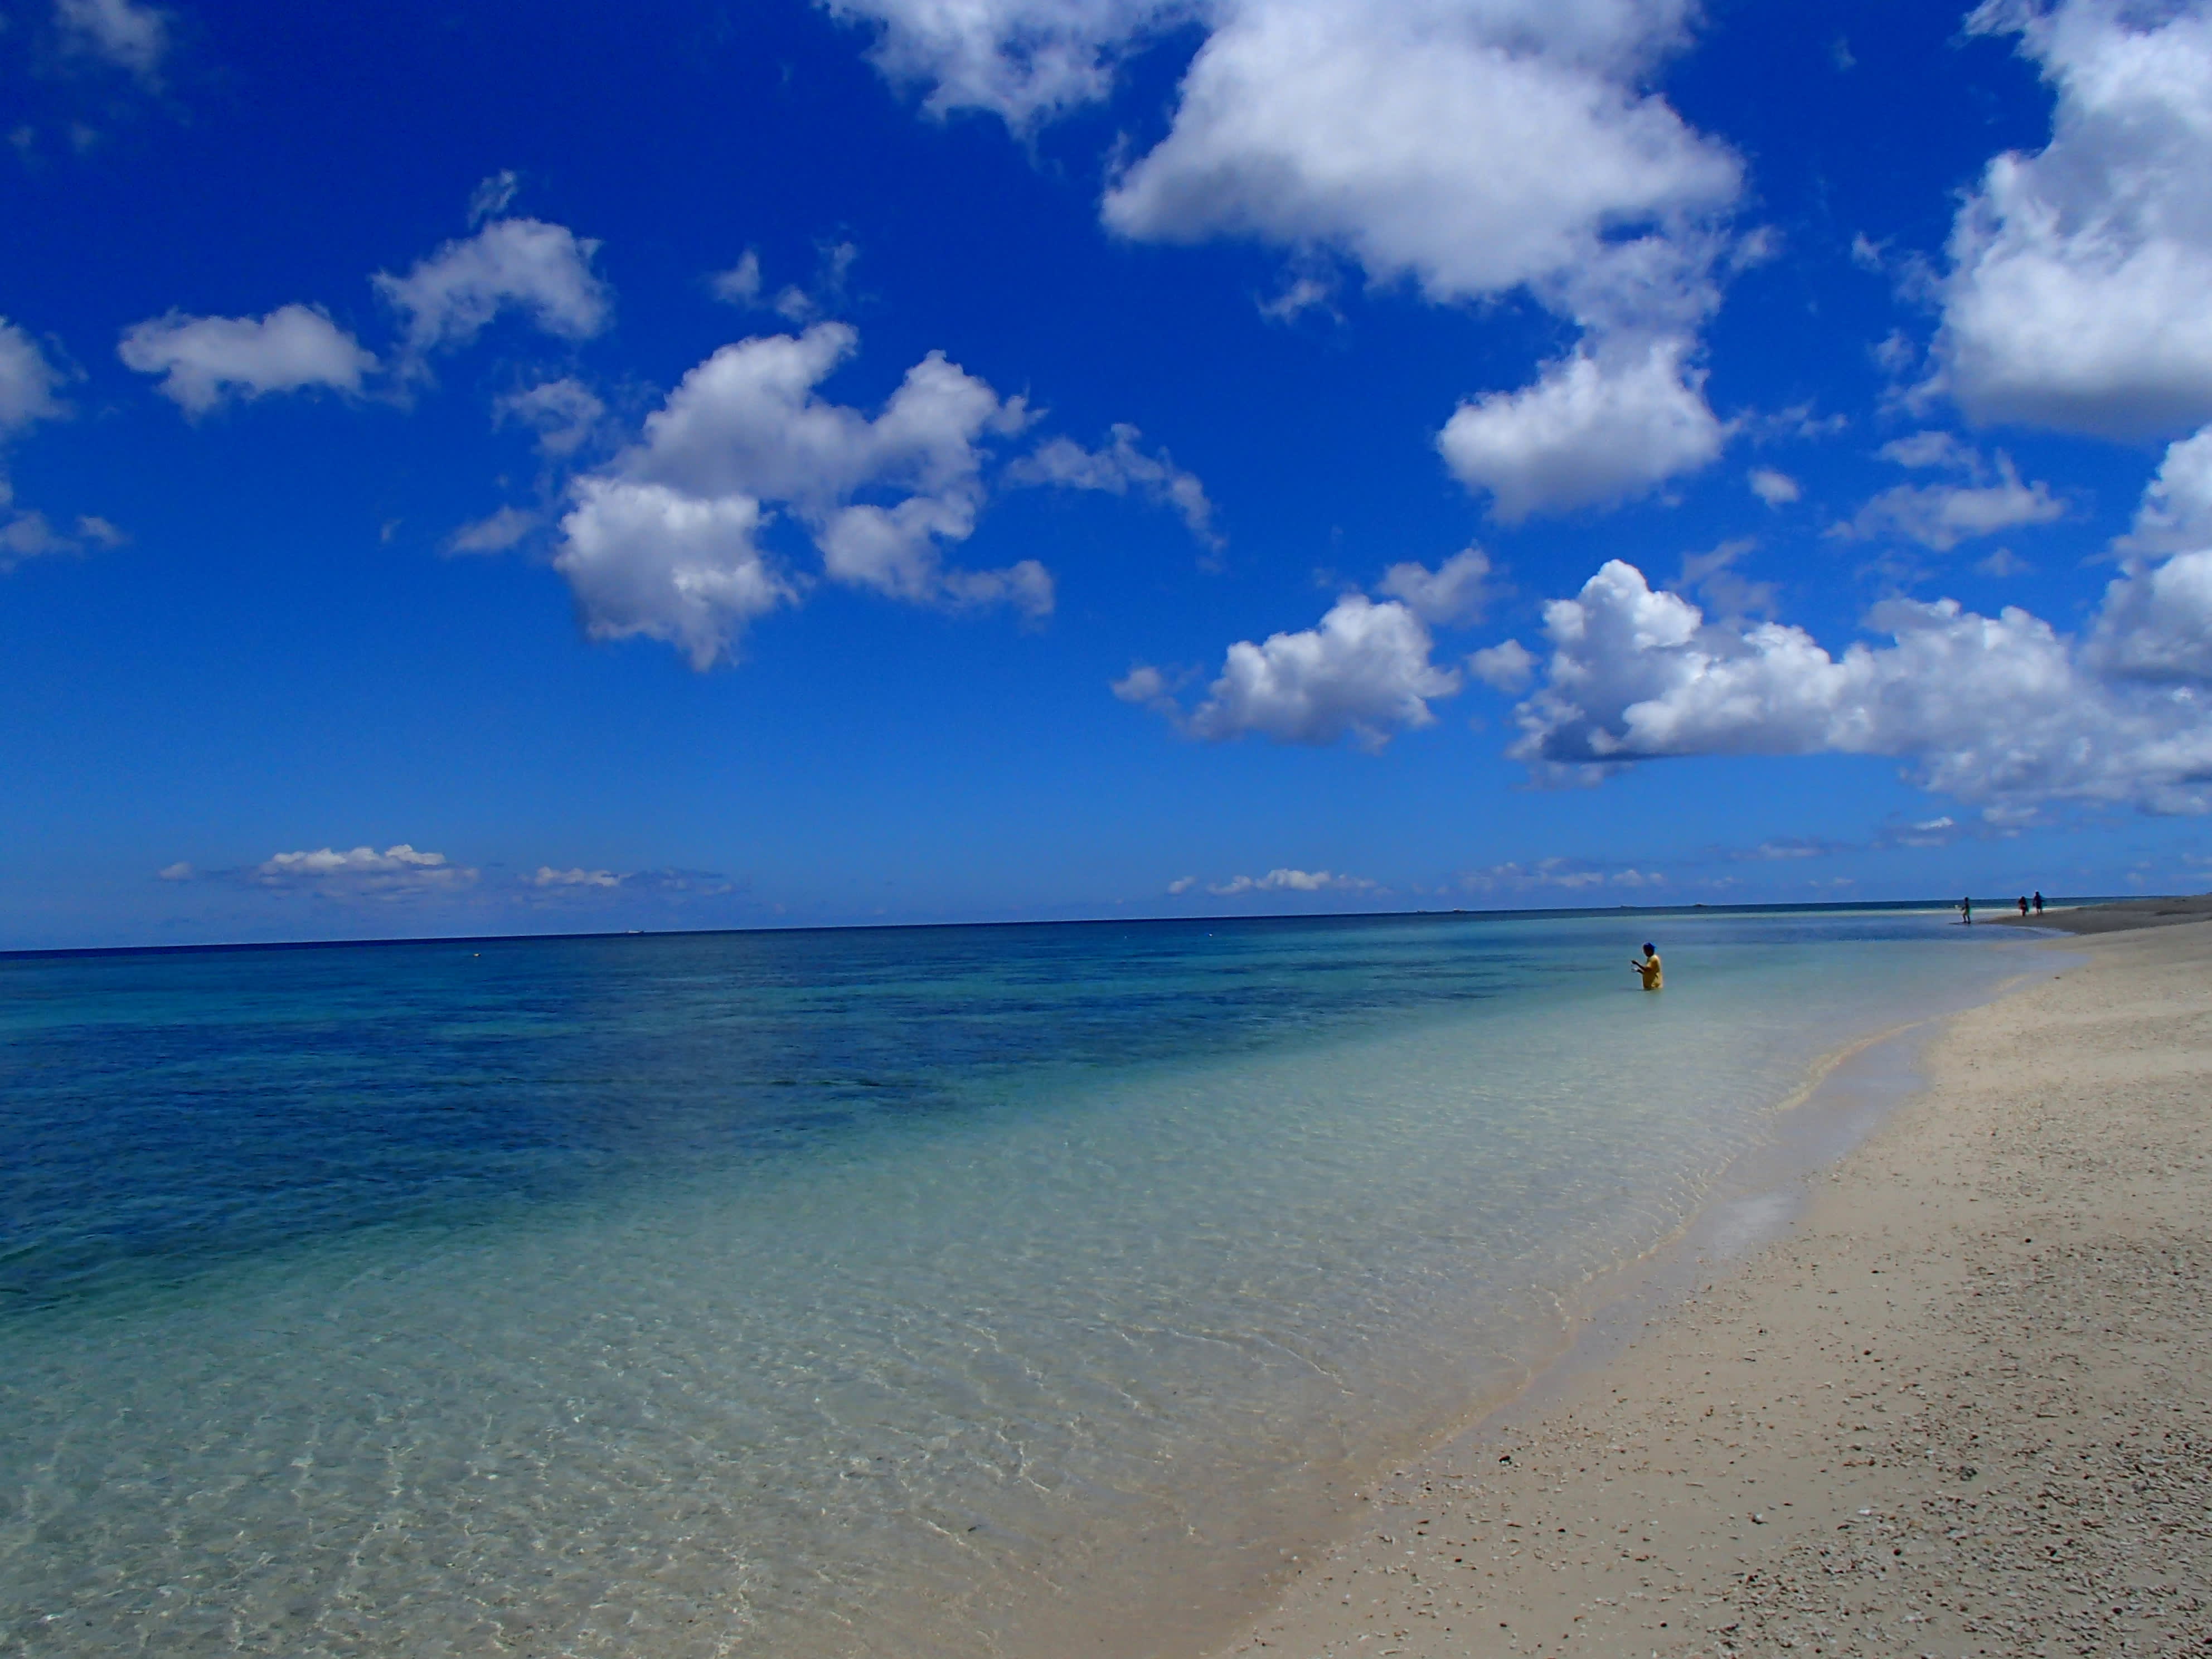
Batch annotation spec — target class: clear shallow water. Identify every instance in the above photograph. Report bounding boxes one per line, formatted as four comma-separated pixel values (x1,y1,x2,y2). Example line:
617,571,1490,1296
0,909,2020,1657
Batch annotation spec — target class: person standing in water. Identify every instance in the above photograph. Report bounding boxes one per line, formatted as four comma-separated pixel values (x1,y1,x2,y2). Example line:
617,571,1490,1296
2034,891,2045,915
1629,942,1663,990
2019,895,2030,917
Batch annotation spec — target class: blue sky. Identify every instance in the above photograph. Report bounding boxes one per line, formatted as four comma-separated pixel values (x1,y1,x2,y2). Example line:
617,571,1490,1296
5,0,2212,947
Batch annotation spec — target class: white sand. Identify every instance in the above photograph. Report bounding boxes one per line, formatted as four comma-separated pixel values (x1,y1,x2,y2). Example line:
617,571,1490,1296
1209,919,2212,1657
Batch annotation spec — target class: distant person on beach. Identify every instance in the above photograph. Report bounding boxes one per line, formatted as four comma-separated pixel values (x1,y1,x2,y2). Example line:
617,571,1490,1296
2034,891,2044,915
2019,895,2030,917
1629,943,1663,990
1961,896,1973,924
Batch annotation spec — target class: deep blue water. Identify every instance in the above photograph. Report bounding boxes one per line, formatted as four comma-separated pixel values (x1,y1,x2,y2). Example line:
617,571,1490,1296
2,906,1978,1310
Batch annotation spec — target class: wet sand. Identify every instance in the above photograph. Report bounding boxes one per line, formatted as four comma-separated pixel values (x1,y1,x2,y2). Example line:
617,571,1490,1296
1209,917,2212,1657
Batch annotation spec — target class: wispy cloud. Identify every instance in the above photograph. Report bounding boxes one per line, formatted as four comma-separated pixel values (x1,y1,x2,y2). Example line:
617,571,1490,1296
2,479,125,574
161,848,745,905
1205,868,1377,896
494,377,606,459
447,505,541,555
1723,837,1841,862
0,319,71,434
56,0,170,83
1833,434,2064,552
244,843,479,899
1460,858,1665,895
528,866,622,889
1005,423,1220,549
709,249,763,306
520,866,739,898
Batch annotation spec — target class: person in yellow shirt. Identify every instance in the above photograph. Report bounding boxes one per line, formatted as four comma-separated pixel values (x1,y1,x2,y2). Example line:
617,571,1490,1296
1629,942,1663,990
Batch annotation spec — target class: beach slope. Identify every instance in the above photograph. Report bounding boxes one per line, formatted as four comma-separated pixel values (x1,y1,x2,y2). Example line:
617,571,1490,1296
1214,919,2212,1657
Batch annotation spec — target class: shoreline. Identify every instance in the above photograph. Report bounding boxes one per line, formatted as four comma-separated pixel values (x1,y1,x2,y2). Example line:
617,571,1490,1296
1986,892,2212,934
1204,918,2212,1657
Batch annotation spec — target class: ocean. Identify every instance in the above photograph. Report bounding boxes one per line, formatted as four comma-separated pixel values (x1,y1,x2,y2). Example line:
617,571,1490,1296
0,906,2026,1657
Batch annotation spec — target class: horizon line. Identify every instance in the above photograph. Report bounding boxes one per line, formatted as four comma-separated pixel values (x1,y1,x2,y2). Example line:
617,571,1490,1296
0,894,2138,963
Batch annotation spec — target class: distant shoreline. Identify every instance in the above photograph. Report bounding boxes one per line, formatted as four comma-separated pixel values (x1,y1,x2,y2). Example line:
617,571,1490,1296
1985,892,2212,933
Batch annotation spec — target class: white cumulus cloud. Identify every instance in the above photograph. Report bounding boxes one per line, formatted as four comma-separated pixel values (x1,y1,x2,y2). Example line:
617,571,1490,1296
550,322,1064,666
2083,547,2212,685
1437,339,1726,521
554,479,792,670
375,218,612,360
1468,638,1537,692
118,304,376,414
1095,0,1735,316
1748,467,1801,507
0,320,69,432
840,0,1744,519
1109,0,1740,517
1498,556,2212,814
2121,424,2212,553
1936,0,2212,437
827,0,1174,125
1375,545,1492,625
1159,594,1460,751
1111,663,1175,708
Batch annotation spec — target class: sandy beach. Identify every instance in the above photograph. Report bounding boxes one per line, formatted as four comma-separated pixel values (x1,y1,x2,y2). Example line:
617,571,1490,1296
1211,914,2212,1658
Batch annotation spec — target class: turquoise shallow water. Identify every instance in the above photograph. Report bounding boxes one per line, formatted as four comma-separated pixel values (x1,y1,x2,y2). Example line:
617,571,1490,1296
0,908,2022,1657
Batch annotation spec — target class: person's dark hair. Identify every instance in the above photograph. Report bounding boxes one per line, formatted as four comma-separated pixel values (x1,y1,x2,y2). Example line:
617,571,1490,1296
1643,943,1655,954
